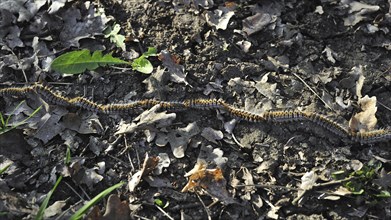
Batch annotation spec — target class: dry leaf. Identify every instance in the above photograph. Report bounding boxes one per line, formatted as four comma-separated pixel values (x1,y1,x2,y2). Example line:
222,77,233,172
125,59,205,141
182,160,236,204
300,171,317,190
115,104,176,135
86,194,130,220
205,7,235,30
128,153,159,192
349,95,377,132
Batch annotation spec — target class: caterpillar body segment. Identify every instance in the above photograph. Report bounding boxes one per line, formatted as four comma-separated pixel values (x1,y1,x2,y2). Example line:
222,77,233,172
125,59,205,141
263,110,307,123
33,85,71,106
303,112,350,138
0,86,34,96
222,105,265,122
0,85,390,144
351,129,391,144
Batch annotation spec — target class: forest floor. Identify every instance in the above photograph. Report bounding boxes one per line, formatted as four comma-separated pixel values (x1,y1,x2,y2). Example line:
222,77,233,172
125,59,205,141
0,0,391,219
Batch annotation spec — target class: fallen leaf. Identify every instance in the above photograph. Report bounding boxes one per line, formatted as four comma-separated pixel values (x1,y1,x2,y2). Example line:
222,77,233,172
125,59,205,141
242,12,274,35
33,107,68,144
48,0,69,14
102,194,130,220
86,194,130,220
201,127,223,144
349,95,378,132
128,153,159,192
43,200,66,218
115,104,176,135
0,0,33,22
373,169,391,188
80,168,104,190
343,1,380,26
182,160,236,204
300,171,317,190
59,4,110,48
159,50,189,85
197,145,228,168
153,153,170,175
205,6,235,30
240,167,255,201
166,122,200,158
322,46,337,64
255,73,278,100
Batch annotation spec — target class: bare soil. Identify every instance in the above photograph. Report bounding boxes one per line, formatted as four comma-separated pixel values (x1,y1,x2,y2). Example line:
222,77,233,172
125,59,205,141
0,0,390,219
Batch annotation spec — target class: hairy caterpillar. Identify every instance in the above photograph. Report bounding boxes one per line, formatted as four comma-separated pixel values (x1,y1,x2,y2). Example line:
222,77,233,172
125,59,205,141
1,85,390,144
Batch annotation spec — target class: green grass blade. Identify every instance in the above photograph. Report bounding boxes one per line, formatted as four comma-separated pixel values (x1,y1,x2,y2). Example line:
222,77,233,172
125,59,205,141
69,181,125,220
0,162,12,175
0,101,40,135
9,105,42,130
65,145,71,165
0,112,5,127
35,175,63,220
5,100,25,126
51,49,130,74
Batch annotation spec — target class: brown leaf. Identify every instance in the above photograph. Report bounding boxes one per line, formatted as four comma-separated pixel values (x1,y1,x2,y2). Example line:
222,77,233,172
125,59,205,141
86,195,131,220
128,153,159,192
102,195,130,220
182,160,236,204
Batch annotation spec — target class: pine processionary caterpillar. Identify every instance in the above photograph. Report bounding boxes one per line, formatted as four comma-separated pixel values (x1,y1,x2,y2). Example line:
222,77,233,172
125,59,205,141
1,85,390,144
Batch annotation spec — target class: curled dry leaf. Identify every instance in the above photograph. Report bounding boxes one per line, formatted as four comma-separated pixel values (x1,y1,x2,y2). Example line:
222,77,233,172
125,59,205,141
159,50,189,85
240,167,255,201
300,171,317,191
167,122,200,158
86,194,130,220
128,153,159,192
343,1,380,26
115,104,176,135
201,127,223,144
153,153,170,175
205,6,235,30
182,160,236,204
197,145,228,168
242,12,274,36
255,73,278,100
43,201,67,219
349,95,378,132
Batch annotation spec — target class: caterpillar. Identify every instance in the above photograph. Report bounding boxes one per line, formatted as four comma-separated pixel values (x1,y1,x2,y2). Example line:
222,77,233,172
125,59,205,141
1,84,390,144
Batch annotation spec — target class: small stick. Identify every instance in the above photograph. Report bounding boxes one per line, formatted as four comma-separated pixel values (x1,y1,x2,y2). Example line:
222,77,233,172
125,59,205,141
292,72,334,111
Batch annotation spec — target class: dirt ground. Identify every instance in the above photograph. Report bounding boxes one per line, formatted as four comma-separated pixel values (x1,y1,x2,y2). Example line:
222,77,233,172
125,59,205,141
1,0,391,219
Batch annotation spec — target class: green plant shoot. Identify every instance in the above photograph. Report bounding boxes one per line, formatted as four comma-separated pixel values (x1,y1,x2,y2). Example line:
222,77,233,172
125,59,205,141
51,50,130,74
132,47,158,74
104,23,126,51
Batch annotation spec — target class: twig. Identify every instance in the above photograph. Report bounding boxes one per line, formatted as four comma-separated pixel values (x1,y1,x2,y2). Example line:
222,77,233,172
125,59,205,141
77,184,91,201
106,154,132,168
133,214,152,220
56,200,83,220
234,184,297,191
155,205,174,220
196,193,212,220
64,181,84,201
292,72,334,111
377,101,391,112
232,133,245,148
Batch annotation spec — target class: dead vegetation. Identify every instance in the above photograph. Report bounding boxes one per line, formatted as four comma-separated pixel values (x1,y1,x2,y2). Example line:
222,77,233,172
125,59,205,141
0,0,391,219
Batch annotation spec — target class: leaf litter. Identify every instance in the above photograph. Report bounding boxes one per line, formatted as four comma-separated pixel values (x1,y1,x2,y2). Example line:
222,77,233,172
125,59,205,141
0,0,391,219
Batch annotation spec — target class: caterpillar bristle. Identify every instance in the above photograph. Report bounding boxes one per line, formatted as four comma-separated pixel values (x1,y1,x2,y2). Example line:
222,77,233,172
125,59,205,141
0,85,390,144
